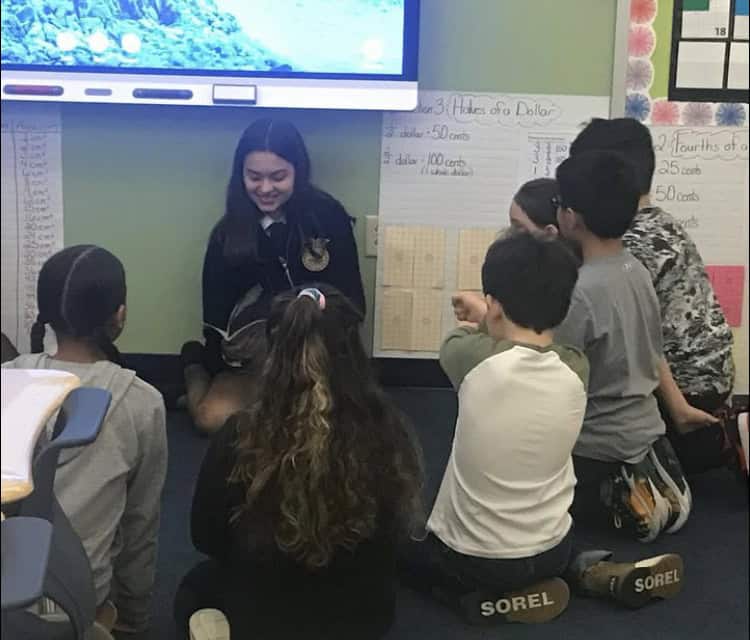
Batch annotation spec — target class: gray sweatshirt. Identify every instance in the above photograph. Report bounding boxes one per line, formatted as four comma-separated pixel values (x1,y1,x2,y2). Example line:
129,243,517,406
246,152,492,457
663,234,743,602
3,354,167,632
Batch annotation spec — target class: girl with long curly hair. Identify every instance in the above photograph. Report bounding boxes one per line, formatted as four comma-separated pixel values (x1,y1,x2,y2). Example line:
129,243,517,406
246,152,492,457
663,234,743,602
175,285,423,640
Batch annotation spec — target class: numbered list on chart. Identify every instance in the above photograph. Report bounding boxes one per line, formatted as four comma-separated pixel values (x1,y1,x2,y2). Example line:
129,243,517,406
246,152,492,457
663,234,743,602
1,104,64,352
650,127,749,265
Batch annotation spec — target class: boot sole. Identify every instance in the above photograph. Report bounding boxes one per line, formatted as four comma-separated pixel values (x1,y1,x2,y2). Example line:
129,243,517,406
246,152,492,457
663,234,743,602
616,554,684,609
189,609,230,640
465,577,570,624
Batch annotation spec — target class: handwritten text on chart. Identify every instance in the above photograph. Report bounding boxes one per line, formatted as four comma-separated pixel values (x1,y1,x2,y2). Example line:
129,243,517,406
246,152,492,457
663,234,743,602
524,135,571,179
649,126,749,267
383,123,472,142
653,128,749,161
411,93,567,127
382,150,473,177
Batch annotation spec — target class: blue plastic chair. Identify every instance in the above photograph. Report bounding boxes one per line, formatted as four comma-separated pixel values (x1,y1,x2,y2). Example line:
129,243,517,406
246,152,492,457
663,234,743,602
4,387,112,640
19,387,112,522
1,517,53,610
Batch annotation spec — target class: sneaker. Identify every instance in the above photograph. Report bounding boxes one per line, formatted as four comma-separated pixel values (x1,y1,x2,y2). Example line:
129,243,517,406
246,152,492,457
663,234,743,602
459,577,570,625
602,465,672,543
648,437,692,533
576,553,684,609
189,609,230,640
721,409,749,480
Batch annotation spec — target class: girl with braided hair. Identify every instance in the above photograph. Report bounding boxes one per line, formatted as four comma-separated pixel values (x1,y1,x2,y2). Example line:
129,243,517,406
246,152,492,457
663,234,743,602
3,244,167,634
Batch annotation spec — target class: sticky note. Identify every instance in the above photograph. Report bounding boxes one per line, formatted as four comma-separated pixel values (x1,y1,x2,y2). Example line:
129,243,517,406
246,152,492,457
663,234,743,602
705,265,746,327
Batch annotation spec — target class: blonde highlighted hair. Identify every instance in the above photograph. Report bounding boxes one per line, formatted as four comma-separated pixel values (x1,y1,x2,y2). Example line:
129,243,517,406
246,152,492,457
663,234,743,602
229,286,423,569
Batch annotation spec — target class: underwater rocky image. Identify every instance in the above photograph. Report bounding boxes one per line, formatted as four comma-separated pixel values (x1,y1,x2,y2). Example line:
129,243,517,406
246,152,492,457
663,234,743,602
1,0,405,74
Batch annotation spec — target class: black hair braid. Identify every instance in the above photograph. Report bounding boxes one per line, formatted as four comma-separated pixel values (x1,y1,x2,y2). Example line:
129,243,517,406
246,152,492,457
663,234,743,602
30,316,46,353
93,326,123,366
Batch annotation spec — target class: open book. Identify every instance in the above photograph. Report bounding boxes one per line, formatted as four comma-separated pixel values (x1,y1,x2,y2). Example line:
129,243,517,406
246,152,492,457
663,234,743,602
204,285,269,367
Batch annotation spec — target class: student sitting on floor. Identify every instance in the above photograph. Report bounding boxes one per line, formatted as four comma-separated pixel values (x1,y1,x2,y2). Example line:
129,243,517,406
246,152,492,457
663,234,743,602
553,151,716,542
569,117,738,475
2,245,167,634
181,118,365,435
401,231,684,626
175,285,423,640
453,178,583,346
508,177,562,235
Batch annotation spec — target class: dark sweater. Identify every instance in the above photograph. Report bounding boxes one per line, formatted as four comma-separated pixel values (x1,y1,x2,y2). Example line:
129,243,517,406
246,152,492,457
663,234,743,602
202,191,366,370
191,420,398,639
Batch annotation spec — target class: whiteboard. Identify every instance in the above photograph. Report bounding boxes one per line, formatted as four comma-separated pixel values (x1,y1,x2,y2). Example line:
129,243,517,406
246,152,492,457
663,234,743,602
373,90,610,358
1,103,64,354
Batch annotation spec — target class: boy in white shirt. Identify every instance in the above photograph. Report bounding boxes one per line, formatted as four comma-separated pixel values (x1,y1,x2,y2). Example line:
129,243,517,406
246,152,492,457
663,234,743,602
399,231,684,625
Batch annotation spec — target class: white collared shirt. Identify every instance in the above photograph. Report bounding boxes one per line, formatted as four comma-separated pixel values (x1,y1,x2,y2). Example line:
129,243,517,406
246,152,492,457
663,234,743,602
260,214,286,231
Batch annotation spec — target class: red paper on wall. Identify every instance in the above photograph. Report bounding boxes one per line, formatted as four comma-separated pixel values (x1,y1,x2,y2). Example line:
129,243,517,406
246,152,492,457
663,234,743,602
705,265,746,327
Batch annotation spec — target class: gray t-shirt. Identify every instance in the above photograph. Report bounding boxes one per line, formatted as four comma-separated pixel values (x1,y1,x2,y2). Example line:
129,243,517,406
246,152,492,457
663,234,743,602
555,250,665,463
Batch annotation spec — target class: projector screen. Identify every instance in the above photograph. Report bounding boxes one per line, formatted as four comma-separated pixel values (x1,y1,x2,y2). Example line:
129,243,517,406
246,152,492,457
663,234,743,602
0,0,420,110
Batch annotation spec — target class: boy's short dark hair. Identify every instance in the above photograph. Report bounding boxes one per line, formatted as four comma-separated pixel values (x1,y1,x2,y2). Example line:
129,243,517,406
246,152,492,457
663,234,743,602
570,117,655,195
481,231,579,333
556,150,640,239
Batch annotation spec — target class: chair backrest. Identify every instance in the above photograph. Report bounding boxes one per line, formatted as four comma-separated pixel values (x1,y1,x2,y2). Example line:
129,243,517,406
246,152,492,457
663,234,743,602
6,386,111,640
43,498,98,638
19,387,111,521
2,499,99,640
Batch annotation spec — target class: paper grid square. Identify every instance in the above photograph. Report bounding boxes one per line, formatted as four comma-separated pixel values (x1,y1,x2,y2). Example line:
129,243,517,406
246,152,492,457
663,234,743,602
457,228,498,291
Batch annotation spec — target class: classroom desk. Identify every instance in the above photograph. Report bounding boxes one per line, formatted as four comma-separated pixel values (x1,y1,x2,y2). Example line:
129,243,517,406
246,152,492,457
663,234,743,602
1,369,80,505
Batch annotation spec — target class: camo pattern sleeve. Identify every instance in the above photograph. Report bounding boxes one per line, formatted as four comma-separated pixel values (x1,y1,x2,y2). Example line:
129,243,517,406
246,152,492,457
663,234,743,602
622,207,735,397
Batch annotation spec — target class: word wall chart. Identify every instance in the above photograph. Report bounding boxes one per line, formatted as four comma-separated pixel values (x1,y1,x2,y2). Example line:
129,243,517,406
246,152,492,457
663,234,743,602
1,103,64,353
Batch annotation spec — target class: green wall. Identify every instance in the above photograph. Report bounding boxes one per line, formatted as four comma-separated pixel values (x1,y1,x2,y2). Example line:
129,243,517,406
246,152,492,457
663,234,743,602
56,0,617,353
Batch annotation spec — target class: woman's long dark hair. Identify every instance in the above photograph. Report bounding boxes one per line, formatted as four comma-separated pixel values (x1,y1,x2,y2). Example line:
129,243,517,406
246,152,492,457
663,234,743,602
215,118,313,265
30,245,126,365
228,285,423,569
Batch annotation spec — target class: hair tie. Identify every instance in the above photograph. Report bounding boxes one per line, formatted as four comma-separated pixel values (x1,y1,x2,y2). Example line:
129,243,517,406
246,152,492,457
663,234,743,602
298,288,326,310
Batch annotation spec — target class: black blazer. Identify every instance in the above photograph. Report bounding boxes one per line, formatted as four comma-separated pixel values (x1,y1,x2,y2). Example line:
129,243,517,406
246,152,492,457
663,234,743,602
202,191,365,368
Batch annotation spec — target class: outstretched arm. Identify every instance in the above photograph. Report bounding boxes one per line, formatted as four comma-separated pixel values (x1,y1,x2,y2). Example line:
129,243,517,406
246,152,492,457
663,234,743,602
657,358,719,433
